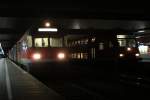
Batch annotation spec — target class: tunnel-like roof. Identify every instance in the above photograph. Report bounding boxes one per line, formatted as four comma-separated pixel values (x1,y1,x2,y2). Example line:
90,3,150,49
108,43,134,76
0,2,150,52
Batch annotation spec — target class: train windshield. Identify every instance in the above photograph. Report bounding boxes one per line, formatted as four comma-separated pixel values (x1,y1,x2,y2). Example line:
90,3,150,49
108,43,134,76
117,35,137,47
34,37,63,47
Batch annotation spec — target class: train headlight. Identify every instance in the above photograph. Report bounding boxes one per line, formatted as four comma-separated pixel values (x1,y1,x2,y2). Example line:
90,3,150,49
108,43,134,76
127,47,132,51
57,52,65,60
135,53,140,57
32,53,41,60
119,53,124,57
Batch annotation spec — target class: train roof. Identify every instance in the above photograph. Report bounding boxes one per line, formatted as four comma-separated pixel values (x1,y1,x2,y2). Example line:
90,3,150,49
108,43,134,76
28,29,134,36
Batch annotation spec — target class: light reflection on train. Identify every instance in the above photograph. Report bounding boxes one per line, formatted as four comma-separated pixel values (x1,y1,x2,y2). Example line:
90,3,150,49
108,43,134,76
8,22,141,69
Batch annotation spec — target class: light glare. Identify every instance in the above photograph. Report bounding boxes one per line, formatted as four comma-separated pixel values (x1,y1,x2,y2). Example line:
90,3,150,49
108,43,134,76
57,53,65,60
45,22,50,27
119,54,124,57
135,53,140,57
32,53,41,60
127,47,132,51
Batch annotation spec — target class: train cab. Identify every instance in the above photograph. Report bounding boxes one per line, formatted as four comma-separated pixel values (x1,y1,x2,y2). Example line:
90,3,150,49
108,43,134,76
117,35,141,61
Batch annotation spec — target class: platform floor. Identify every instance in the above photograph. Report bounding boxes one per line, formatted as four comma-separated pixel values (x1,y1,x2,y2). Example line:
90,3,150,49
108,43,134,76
0,58,64,100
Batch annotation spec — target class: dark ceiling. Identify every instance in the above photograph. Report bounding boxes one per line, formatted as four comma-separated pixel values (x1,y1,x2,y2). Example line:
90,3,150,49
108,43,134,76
1,2,150,53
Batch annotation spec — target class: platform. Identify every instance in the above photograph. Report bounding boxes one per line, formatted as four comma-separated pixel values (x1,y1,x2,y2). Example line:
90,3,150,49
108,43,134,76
0,58,64,100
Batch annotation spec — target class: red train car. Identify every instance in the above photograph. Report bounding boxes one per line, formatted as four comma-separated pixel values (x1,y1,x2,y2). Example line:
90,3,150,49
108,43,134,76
9,24,69,68
117,34,141,61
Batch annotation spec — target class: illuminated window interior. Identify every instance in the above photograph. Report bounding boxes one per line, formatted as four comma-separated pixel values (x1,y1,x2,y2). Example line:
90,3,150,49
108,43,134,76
77,53,80,59
138,45,148,54
99,43,104,50
81,53,88,59
50,37,63,47
118,39,136,47
27,35,32,47
34,38,48,47
117,35,127,38
118,39,126,47
71,52,88,59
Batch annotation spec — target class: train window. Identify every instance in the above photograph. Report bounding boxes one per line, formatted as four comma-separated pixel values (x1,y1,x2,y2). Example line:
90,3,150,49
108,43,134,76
34,38,48,47
78,40,80,44
109,41,113,48
71,41,74,46
50,37,63,47
42,38,48,47
118,39,126,47
118,38,136,47
71,54,74,58
117,35,127,38
35,38,42,47
81,53,88,59
77,53,80,59
80,53,83,59
99,42,104,50
27,35,32,47
80,39,88,44
75,41,78,45
72,53,77,58
85,39,88,44
127,39,136,47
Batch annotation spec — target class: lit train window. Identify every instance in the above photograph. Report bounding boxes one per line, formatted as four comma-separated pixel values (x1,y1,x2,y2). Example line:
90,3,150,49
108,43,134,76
117,35,127,38
118,39,136,47
77,53,80,59
27,35,32,47
81,53,88,59
85,39,88,44
99,43,104,50
78,40,80,44
75,41,78,45
118,39,126,47
50,37,63,47
34,38,48,47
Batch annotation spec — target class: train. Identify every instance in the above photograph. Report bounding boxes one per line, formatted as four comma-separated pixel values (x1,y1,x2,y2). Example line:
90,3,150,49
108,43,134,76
8,22,141,70
66,30,141,62
8,31,69,67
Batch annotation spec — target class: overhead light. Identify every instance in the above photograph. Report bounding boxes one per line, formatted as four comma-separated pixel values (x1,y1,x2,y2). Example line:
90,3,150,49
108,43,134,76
45,22,51,27
38,28,58,32
138,30,145,33
117,35,126,38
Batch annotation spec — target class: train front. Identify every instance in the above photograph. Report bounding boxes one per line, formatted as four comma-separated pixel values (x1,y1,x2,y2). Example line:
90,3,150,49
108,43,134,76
117,35,142,61
17,21,69,67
